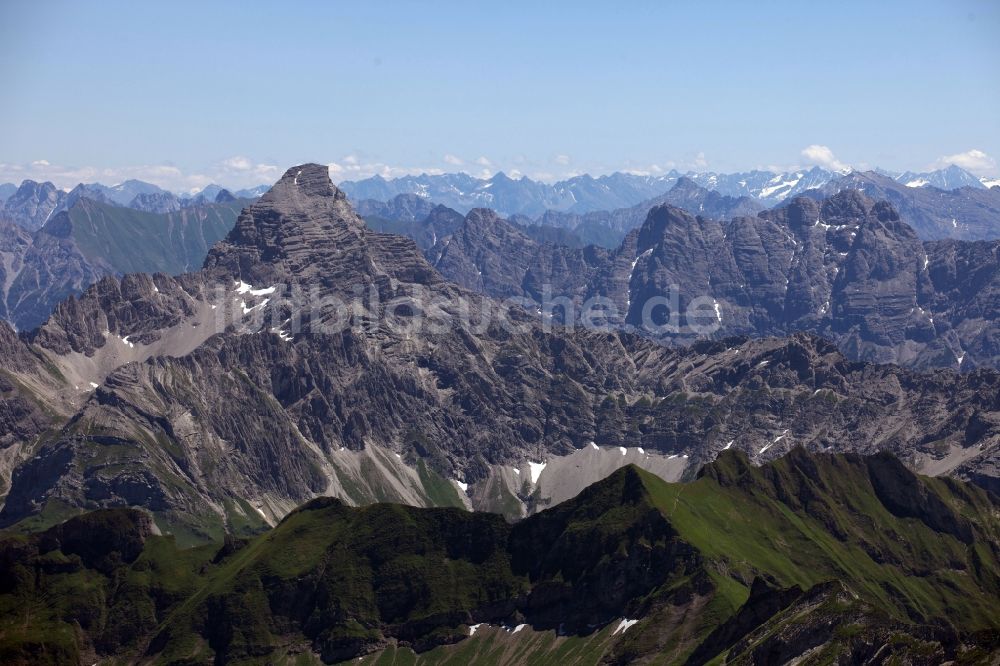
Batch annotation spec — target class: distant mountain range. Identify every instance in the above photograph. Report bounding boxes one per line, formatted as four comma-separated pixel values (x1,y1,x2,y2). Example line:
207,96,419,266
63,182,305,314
2,164,996,236
0,179,268,230
892,164,991,189
339,164,999,218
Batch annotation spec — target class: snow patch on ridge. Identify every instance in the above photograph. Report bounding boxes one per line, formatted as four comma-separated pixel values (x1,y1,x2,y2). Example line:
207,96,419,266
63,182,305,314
235,280,276,296
613,619,639,635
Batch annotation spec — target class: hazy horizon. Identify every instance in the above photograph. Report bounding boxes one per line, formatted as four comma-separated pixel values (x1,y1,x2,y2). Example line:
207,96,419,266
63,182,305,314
2,0,998,191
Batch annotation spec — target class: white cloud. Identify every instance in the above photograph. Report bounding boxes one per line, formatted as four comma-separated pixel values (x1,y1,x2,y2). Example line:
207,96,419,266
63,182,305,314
443,154,464,166
623,162,676,176
326,156,449,183
692,152,709,170
0,158,281,194
801,145,848,172
475,156,492,167
553,154,571,166
221,156,253,171
933,149,997,176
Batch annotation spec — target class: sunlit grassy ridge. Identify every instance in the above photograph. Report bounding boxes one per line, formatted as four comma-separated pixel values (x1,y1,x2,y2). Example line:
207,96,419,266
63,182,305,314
1,449,998,664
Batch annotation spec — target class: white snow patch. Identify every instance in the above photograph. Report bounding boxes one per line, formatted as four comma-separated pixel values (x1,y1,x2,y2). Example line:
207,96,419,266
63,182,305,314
89,382,99,389
723,440,734,450
512,467,520,475
120,335,134,348
454,480,469,492
951,218,958,228
241,298,270,314
626,249,654,311
712,299,722,322
957,352,966,366
759,176,802,200
512,623,526,634
528,461,546,484
638,447,646,455
589,441,599,450
630,248,652,271
619,446,627,456
905,178,929,188
923,255,929,270
613,619,639,635
235,280,276,296
468,623,484,636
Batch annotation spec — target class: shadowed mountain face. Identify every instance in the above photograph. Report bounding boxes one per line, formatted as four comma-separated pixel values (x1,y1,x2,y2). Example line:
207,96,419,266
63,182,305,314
1,164,1000,542
418,189,1000,372
0,451,997,663
0,196,249,331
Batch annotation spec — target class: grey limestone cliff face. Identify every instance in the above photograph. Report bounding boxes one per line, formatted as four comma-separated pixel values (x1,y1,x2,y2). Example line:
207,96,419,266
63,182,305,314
424,190,1000,371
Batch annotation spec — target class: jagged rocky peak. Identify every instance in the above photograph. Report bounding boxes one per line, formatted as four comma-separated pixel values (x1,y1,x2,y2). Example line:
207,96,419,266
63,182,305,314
635,203,702,251
671,175,702,192
204,163,365,276
462,206,510,232
776,189,903,231
205,163,443,298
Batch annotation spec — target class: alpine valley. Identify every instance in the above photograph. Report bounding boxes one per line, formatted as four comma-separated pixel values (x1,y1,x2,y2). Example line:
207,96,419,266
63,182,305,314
1,164,999,664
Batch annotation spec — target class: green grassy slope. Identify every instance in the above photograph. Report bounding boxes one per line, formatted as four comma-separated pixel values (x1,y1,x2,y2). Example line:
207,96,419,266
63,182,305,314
67,198,250,275
0,449,997,664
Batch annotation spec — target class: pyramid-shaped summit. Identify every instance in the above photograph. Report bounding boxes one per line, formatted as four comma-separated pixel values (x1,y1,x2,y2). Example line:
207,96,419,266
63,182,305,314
203,163,444,295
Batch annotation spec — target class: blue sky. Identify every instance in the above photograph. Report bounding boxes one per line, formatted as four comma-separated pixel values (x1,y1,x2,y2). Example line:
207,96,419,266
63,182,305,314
1,0,998,191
